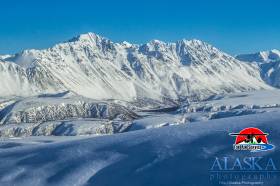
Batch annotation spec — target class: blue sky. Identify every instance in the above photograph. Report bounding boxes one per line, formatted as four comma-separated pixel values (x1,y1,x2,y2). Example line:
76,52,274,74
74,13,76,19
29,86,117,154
0,0,279,55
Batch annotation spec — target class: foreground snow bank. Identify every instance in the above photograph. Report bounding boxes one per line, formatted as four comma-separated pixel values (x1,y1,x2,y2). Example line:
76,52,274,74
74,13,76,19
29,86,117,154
0,111,279,186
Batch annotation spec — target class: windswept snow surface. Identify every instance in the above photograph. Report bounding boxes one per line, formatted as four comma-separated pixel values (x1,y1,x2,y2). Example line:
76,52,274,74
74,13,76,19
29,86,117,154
0,111,280,186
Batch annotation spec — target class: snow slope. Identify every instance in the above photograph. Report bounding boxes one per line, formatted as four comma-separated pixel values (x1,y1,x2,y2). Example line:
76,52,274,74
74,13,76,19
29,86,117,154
0,33,270,101
0,61,40,97
0,110,279,186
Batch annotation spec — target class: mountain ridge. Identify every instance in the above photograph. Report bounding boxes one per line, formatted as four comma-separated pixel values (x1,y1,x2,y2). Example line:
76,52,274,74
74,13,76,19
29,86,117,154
0,32,271,101
236,49,280,63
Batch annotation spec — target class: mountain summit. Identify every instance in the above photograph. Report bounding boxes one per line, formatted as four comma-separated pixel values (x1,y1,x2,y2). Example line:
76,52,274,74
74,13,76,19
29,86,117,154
0,33,270,101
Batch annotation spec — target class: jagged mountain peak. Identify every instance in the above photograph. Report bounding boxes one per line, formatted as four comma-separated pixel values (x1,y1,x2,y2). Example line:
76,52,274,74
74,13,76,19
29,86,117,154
147,39,167,46
138,38,222,63
141,38,210,49
183,38,204,45
176,39,209,48
120,41,133,48
67,32,105,43
182,39,224,56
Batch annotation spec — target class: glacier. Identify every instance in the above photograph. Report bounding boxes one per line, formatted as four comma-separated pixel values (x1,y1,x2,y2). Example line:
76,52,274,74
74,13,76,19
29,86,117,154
0,91,138,137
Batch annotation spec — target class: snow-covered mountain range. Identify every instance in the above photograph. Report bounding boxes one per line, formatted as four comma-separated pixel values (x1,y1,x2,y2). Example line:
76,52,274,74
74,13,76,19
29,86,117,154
0,33,271,101
236,49,280,88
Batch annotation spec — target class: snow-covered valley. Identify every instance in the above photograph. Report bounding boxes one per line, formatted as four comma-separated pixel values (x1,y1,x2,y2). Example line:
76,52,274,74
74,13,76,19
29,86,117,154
1,106,280,186
1,88,280,185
